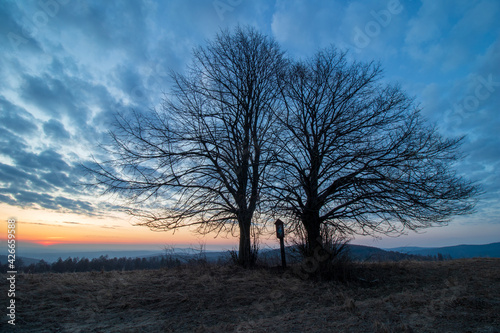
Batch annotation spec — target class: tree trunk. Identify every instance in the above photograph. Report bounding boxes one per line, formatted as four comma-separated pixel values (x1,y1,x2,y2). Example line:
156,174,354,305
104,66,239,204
303,209,321,255
238,215,252,267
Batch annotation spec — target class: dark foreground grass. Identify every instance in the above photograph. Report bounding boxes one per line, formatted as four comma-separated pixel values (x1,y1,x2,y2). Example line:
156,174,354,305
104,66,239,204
3,258,500,332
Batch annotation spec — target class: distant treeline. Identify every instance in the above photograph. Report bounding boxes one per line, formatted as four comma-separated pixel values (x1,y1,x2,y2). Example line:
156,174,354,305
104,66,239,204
1,250,454,274
350,251,453,262
2,255,196,274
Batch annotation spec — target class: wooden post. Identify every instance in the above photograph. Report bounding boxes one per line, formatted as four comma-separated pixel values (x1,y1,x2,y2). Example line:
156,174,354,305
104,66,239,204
275,219,286,269
279,237,286,268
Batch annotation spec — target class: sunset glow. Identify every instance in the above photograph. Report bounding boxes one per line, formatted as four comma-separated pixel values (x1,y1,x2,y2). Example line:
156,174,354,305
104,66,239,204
1,204,239,251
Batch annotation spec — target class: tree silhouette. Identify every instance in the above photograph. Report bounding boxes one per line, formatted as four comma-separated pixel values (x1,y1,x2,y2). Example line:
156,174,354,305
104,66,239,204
85,27,285,266
273,47,480,252
85,30,479,265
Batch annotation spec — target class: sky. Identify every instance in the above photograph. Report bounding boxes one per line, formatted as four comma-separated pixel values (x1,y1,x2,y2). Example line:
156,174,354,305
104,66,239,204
0,0,499,254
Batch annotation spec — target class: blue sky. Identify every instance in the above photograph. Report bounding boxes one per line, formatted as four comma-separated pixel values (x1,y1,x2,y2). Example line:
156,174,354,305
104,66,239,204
0,0,499,250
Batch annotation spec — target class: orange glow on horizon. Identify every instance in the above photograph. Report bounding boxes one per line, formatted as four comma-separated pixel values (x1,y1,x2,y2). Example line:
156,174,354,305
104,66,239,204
5,221,237,246
1,205,239,249
36,241,59,246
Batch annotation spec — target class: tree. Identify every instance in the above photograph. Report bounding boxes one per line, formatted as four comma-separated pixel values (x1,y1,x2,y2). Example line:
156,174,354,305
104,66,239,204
274,47,480,253
86,27,285,266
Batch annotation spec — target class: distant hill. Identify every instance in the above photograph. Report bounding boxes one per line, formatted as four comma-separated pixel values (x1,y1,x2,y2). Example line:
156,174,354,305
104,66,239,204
0,255,41,266
258,244,428,263
262,242,500,263
15,250,163,263
347,244,427,262
4,242,498,268
388,242,500,259
16,246,232,263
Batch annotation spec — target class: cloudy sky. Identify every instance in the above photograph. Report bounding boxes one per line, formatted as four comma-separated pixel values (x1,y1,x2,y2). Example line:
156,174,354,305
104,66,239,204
0,0,499,251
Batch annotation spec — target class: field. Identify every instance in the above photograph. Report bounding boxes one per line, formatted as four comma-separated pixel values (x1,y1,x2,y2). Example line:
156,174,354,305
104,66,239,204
5,258,500,332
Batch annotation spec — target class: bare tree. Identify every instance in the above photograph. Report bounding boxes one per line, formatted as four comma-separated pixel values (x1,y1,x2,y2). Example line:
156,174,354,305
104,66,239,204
86,27,285,266
274,47,480,252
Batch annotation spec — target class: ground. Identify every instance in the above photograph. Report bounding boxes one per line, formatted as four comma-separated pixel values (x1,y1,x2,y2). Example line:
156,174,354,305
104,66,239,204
4,258,500,332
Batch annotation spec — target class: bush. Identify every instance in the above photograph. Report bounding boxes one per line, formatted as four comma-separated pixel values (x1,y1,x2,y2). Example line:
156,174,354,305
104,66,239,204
228,244,259,268
290,225,354,281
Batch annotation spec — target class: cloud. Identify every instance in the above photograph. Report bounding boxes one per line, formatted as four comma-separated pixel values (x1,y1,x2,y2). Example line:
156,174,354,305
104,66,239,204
0,125,95,213
404,0,500,72
0,193,17,206
15,148,71,173
100,225,118,229
20,73,90,122
0,181,96,214
12,190,60,210
270,0,410,63
54,196,95,214
0,97,38,135
54,0,150,61
43,119,71,140
0,162,50,192
42,170,74,190
271,0,346,56
0,1,43,54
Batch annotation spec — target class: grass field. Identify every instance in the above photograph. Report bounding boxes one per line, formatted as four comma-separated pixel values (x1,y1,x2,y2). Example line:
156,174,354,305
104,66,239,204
5,258,500,332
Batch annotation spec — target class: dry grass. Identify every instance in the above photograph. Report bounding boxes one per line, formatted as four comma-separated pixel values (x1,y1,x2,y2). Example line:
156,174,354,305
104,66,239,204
4,258,500,332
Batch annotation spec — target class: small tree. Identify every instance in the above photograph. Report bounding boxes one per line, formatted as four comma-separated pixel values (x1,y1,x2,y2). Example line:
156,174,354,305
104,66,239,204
85,27,285,267
274,47,480,253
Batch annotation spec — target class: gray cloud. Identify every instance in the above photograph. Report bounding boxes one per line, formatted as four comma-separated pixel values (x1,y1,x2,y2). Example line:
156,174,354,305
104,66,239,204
0,1,43,54
404,0,500,71
0,162,50,192
0,193,17,206
43,119,71,140
0,96,38,135
54,196,95,214
0,125,94,213
272,0,346,55
20,73,82,119
12,190,59,210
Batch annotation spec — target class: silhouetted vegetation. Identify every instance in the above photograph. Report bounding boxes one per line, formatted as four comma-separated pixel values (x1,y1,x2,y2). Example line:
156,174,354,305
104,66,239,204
273,47,480,255
2,255,183,274
0,246,455,275
84,26,286,267
84,27,480,269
